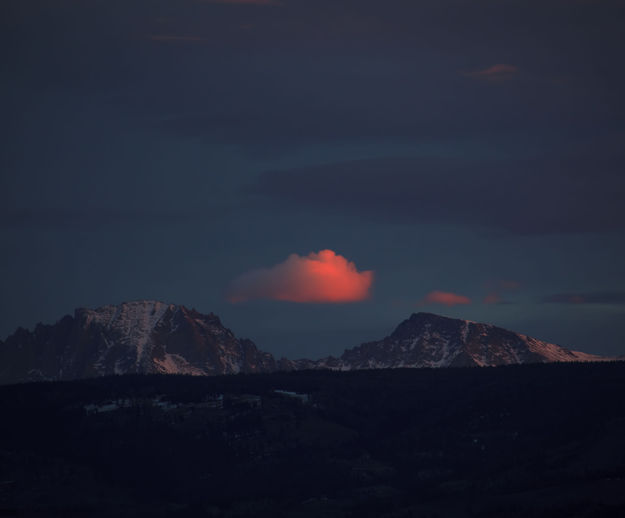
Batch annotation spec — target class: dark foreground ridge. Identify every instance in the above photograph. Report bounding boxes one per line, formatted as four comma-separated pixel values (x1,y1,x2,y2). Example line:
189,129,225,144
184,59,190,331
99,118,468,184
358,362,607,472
1,362,624,517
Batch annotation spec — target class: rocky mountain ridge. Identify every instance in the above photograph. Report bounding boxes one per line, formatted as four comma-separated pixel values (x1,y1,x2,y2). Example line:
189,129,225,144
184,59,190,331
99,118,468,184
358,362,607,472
0,301,275,384
302,312,607,370
0,300,613,384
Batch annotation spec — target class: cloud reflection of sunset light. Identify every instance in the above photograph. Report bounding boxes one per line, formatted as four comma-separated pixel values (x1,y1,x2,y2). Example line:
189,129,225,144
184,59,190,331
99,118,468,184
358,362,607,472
228,249,373,303
423,290,472,307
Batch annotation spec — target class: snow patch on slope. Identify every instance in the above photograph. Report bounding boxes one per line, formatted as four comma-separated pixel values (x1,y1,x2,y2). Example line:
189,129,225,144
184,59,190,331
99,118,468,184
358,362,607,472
153,353,206,376
523,335,607,363
85,300,173,370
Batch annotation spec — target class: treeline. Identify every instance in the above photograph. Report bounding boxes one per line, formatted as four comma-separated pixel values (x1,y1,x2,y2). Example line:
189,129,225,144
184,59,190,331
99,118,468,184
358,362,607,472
0,361,624,517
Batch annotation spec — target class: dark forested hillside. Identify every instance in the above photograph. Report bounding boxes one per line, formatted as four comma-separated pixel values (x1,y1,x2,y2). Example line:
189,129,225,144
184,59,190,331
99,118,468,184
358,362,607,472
1,362,625,517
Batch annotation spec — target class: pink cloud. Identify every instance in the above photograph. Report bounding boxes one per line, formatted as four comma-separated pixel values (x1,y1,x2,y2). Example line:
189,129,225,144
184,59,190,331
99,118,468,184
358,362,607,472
543,292,625,305
483,293,502,305
465,64,518,81
482,279,521,304
228,249,374,303
422,290,471,307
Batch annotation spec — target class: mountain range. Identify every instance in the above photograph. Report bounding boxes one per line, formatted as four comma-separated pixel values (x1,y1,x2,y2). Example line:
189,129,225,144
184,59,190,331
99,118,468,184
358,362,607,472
0,300,613,384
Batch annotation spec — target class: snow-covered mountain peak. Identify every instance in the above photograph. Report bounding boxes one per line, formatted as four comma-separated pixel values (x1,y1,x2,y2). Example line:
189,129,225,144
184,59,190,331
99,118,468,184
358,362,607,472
0,305,615,385
76,300,176,326
0,301,277,383
332,312,610,370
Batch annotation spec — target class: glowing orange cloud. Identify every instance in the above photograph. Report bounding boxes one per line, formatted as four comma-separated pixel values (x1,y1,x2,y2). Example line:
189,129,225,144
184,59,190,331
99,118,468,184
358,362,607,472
423,290,471,307
228,249,374,303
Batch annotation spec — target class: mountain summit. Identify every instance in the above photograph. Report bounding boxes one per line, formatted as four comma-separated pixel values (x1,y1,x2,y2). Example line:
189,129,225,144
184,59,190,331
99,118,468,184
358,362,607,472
323,312,607,370
0,300,276,384
0,304,612,384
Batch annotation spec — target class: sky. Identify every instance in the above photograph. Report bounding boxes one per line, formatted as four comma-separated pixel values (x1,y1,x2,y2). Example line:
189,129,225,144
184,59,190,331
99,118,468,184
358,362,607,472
2,0,625,359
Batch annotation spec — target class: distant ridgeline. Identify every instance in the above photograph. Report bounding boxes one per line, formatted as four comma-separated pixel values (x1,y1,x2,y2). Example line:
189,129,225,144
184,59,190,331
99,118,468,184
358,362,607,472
0,300,615,384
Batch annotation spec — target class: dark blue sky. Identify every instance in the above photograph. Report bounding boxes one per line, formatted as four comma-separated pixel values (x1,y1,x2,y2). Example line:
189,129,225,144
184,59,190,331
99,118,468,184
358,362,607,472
2,0,625,358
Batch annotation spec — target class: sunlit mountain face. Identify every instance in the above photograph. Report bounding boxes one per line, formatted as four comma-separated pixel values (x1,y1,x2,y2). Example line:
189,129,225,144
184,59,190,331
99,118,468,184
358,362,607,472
0,301,277,384
1,301,615,385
